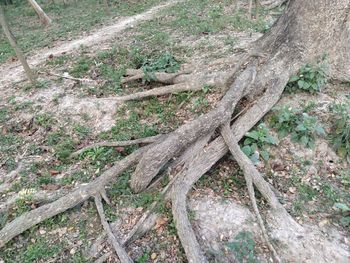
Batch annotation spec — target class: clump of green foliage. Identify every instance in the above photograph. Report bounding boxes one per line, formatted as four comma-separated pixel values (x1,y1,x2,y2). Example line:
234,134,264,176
334,203,350,228
226,231,259,263
286,60,327,93
241,123,277,164
141,52,180,82
328,101,350,162
269,106,325,148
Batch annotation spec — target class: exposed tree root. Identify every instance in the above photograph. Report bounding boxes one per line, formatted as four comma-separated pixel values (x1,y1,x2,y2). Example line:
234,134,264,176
70,134,164,158
0,146,152,248
39,71,98,85
130,57,256,193
102,81,207,103
220,123,280,262
0,188,68,213
262,0,287,10
94,194,133,263
121,69,192,85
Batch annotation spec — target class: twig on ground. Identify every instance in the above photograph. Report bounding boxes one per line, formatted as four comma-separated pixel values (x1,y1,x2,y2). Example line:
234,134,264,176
70,135,164,158
94,194,133,263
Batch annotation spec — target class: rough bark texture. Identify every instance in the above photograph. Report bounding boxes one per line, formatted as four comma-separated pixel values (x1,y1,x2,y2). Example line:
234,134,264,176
0,0,349,262
0,6,36,83
27,0,52,25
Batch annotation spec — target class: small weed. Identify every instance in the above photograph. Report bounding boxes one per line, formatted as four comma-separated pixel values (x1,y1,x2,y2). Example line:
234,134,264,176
55,138,76,162
286,60,327,93
328,101,350,162
73,123,91,140
46,55,70,66
141,52,180,82
192,96,209,114
136,251,150,263
23,80,49,91
12,238,60,263
226,231,259,263
34,114,56,129
269,106,325,148
334,203,350,228
69,56,93,77
241,123,277,164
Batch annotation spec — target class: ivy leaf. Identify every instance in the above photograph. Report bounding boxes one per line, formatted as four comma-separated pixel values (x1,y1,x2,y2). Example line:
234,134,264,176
242,145,252,156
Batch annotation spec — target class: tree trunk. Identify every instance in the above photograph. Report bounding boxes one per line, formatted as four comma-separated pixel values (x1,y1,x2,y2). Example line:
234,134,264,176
0,6,36,83
103,0,110,15
0,0,349,262
27,0,52,26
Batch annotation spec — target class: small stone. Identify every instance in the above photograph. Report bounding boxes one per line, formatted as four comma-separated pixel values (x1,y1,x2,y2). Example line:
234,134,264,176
39,228,46,235
289,187,296,194
70,248,76,255
151,253,157,260
318,219,329,227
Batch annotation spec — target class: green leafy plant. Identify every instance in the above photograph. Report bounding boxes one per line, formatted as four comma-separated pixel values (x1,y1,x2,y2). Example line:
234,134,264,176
241,123,277,164
334,203,350,228
286,60,327,93
141,52,180,82
269,106,325,148
328,101,350,162
226,231,259,263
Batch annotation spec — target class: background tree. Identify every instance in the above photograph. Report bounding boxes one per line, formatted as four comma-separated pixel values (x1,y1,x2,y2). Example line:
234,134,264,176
0,5,36,83
27,0,52,25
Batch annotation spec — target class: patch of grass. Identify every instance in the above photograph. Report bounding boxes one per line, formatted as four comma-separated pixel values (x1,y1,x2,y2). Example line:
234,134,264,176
286,59,327,93
226,231,259,263
99,104,158,142
269,106,325,148
23,79,49,91
0,0,164,63
0,133,22,170
73,123,91,140
46,129,76,162
241,122,277,164
141,52,181,82
69,56,93,78
328,100,350,162
163,0,269,36
34,113,56,129
46,54,70,66
0,238,60,263
136,251,150,263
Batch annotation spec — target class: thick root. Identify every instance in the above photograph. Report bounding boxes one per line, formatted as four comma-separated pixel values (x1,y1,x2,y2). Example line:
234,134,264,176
220,123,281,262
130,62,256,193
0,146,150,248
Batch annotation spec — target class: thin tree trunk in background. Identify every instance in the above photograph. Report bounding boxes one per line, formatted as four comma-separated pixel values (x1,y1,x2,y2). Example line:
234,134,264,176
0,6,36,84
103,0,110,15
27,0,52,25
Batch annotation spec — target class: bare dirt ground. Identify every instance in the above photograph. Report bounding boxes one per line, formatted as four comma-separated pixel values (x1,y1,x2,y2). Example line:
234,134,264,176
0,0,183,88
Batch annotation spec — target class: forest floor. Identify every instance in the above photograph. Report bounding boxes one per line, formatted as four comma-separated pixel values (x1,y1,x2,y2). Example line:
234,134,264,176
0,0,349,262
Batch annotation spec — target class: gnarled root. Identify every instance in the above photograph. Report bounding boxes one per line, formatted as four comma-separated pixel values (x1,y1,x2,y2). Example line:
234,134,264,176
220,123,281,262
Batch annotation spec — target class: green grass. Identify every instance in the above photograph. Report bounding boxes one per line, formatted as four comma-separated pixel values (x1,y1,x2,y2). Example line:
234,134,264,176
0,0,164,63
0,238,60,263
328,100,350,163
160,0,269,36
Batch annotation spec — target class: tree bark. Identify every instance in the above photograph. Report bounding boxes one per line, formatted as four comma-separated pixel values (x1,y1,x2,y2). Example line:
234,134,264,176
0,6,36,83
27,0,52,26
0,0,349,261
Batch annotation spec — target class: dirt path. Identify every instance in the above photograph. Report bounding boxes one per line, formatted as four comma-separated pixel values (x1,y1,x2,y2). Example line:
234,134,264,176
0,0,182,88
